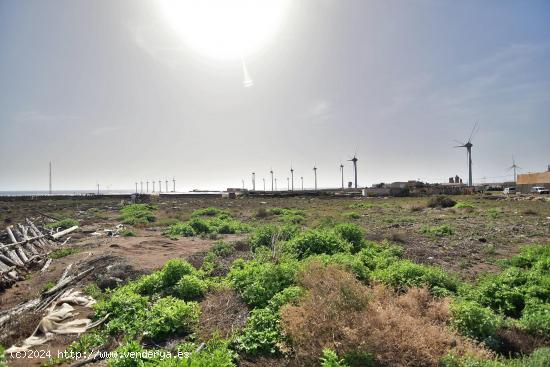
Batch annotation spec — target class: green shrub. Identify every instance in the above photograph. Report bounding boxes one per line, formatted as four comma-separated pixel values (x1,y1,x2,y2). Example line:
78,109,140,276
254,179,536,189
157,337,236,367
121,229,136,237
421,224,455,237
427,196,456,208
304,253,370,281
120,204,156,225
133,272,164,295
441,347,550,367
172,275,207,300
333,223,365,253
288,229,352,259
45,218,79,229
249,224,299,251
268,286,304,311
189,218,211,234
162,259,197,287
357,241,404,271
229,259,298,307
144,296,200,341
372,259,459,295
343,212,361,220
192,207,230,218
166,222,196,237
449,300,501,341
454,202,475,209
269,208,306,224
504,245,550,269
520,300,550,335
234,307,283,356
49,247,80,259
320,349,349,367
94,286,149,336
487,208,500,219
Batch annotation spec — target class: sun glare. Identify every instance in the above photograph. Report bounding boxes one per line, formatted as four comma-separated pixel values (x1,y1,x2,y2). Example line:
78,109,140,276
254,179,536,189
159,0,290,60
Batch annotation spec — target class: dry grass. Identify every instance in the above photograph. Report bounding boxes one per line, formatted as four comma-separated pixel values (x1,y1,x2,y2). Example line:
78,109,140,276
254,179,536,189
280,262,491,366
198,287,249,340
522,208,538,216
409,204,425,212
389,231,408,243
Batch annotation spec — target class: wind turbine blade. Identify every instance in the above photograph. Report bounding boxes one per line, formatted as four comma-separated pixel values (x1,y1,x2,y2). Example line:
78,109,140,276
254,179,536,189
468,122,479,142
453,139,465,146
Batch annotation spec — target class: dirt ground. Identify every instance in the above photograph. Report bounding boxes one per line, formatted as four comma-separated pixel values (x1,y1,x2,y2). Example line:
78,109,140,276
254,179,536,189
0,193,548,366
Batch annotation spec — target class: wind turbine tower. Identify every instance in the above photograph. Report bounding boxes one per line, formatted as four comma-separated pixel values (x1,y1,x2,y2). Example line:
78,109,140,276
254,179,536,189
165,180,169,193
252,172,256,191
340,162,344,189
290,166,294,191
301,176,304,190
454,123,479,187
152,180,155,192
348,154,358,188
173,178,176,192
146,181,149,193
270,169,274,192
287,177,289,191
140,181,143,193
135,182,138,193
263,178,265,191
159,180,162,193
313,165,318,190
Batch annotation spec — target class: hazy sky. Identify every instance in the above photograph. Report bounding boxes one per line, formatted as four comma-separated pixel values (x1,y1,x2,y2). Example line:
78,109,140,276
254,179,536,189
1,0,549,191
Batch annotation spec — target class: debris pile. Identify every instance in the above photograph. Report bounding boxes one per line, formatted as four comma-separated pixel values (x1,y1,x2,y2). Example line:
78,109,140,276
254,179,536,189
0,219,78,291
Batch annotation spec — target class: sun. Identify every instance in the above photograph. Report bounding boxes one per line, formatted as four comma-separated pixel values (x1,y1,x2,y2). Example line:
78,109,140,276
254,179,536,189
159,0,291,60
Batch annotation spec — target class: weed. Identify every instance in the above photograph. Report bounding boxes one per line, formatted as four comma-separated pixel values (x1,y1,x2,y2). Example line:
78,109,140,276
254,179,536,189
119,204,156,225
143,296,200,341
49,247,80,259
45,218,79,229
427,196,457,208
421,224,455,237
343,211,361,220
288,229,352,259
455,202,475,209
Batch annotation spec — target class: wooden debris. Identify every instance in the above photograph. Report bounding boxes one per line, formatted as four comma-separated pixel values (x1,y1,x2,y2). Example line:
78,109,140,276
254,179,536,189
0,218,79,292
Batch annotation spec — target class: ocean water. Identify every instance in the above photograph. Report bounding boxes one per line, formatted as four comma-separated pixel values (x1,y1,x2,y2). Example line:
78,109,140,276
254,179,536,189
0,190,133,197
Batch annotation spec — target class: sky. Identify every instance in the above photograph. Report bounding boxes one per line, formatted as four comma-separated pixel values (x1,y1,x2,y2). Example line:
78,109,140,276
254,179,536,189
0,0,549,192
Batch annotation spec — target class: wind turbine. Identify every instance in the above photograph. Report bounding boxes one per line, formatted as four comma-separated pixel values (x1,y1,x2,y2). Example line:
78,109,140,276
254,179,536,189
165,179,169,193
508,156,521,183
301,176,304,190
263,178,266,191
339,162,344,189
159,180,162,193
135,182,138,193
348,154,358,188
275,177,278,191
270,168,274,192
152,180,155,193
313,165,318,190
140,181,143,193
173,178,176,192
146,180,149,193
454,123,479,187
252,172,256,191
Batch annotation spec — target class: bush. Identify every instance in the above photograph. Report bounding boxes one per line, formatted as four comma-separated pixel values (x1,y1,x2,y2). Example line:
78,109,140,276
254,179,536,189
333,223,365,253
357,241,403,271
229,259,298,308
288,229,352,259
234,307,284,356
133,272,164,295
120,204,156,225
421,224,455,237
519,300,550,335
107,340,147,367
372,259,459,295
160,337,236,367
304,253,370,281
45,218,79,229
189,218,211,234
343,212,361,220
162,259,197,287
94,286,149,336
144,296,200,341
428,196,457,208
166,222,196,237
268,286,305,311
172,275,207,300
504,245,550,269
450,300,501,341
249,224,299,251
192,207,230,218
320,349,349,367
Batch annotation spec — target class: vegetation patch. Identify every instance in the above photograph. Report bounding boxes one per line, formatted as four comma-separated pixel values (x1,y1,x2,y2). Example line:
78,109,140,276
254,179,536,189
421,224,455,237
45,218,79,229
119,204,156,225
49,247,80,259
428,196,457,208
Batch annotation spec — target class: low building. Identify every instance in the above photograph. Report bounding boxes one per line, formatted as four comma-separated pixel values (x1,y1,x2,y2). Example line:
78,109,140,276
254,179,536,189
517,171,550,193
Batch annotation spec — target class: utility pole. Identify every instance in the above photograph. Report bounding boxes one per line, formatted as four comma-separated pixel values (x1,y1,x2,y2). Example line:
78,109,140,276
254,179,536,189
313,166,318,191
173,178,176,192
49,161,52,195
301,176,304,190
252,172,256,191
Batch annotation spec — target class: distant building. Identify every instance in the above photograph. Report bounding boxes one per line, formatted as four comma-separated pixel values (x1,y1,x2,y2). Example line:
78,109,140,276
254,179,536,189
517,171,550,193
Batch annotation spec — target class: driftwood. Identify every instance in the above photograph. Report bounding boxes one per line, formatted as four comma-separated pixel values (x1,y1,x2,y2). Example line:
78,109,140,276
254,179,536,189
0,218,79,292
